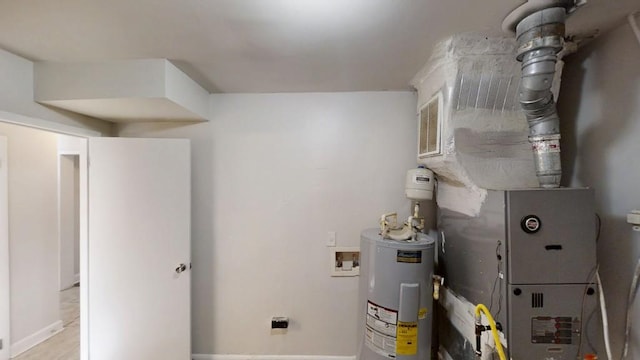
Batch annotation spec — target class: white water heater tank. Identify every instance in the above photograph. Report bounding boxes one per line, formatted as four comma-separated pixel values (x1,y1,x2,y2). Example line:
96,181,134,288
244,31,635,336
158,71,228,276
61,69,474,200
405,166,434,201
358,229,434,360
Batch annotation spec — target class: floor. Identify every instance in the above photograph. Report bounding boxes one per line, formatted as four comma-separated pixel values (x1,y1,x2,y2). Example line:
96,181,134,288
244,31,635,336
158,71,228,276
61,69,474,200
14,286,80,360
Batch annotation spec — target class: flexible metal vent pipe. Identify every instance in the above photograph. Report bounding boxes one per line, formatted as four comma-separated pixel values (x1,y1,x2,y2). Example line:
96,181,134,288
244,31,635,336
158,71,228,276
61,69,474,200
516,7,567,188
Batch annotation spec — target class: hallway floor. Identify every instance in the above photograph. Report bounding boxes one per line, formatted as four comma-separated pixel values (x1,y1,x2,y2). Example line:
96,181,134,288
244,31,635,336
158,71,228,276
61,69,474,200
14,286,79,360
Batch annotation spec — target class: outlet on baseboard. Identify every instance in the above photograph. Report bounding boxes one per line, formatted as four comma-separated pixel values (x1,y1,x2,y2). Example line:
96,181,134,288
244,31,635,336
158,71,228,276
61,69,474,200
270,317,289,335
271,317,289,329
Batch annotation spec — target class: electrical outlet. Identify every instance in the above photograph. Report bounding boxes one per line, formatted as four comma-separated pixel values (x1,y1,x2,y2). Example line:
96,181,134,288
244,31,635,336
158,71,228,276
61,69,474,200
271,317,289,329
327,231,336,247
271,317,289,335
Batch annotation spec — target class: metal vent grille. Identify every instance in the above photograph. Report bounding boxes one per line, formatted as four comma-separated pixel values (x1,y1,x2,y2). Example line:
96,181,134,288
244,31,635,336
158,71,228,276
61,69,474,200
532,292,544,308
418,92,443,157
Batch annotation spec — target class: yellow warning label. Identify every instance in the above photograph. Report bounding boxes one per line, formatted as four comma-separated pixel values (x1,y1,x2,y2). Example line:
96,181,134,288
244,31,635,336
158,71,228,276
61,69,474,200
396,321,418,355
418,308,428,320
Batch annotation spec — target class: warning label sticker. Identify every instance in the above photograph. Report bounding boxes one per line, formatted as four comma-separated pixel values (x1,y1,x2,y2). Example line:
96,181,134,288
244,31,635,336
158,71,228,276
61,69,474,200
365,301,398,359
367,301,398,324
532,139,561,154
531,316,578,345
367,313,396,337
396,321,418,355
365,327,396,359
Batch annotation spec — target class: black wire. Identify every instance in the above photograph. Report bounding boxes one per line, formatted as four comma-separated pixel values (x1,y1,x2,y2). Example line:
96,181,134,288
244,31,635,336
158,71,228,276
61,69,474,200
489,274,499,313
585,300,598,354
582,214,601,353
595,213,602,242
577,265,599,359
489,241,503,318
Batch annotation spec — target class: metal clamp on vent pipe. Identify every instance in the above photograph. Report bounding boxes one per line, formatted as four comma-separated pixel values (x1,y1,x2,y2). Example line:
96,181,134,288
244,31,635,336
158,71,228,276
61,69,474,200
516,7,567,188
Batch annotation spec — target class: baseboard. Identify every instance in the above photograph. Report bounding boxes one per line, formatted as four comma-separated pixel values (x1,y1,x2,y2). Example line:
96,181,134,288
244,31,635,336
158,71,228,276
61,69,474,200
192,355,356,360
10,320,63,358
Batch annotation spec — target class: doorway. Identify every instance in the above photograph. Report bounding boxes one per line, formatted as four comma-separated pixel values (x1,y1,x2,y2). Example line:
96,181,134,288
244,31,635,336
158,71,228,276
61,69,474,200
0,112,192,360
59,154,80,292
0,119,90,360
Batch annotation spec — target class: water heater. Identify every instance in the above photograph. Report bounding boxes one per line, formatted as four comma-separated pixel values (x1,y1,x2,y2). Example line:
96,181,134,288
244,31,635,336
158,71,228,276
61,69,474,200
358,229,435,360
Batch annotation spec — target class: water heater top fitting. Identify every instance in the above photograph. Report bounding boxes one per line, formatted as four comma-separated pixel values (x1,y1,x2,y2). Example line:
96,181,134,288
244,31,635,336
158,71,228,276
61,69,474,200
379,167,435,241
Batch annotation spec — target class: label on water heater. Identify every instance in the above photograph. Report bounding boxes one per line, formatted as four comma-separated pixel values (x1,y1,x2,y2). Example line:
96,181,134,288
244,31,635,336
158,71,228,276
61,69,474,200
365,327,396,359
397,250,422,263
396,321,418,355
365,301,398,359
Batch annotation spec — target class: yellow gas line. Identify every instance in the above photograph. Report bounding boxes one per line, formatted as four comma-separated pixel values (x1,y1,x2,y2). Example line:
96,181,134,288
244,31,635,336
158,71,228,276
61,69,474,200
475,304,507,360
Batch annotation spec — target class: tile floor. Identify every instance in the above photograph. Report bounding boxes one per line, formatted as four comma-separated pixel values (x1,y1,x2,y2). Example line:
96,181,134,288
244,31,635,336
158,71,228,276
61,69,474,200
14,286,80,360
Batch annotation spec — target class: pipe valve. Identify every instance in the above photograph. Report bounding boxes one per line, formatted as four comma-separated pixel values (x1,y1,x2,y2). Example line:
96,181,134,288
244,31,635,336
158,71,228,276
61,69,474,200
433,275,444,300
475,322,504,358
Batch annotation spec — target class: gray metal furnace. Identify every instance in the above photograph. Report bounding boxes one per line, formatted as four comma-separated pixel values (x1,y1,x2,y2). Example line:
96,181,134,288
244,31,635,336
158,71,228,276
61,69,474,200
437,188,600,359
358,229,435,360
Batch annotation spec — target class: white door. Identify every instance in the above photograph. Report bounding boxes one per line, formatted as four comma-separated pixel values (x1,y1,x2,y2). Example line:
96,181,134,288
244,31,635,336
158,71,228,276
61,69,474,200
88,138,190,360
0,136,9,360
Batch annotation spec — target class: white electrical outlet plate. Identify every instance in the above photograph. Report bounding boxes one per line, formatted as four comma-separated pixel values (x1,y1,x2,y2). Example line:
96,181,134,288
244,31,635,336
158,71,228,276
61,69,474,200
327,231,336,247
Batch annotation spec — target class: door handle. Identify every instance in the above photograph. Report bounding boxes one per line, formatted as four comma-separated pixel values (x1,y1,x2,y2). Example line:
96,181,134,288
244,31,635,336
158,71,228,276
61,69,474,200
175,263,187,274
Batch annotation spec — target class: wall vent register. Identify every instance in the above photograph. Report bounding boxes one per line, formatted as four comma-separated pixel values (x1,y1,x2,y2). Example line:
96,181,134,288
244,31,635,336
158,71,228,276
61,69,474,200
418,92,443,157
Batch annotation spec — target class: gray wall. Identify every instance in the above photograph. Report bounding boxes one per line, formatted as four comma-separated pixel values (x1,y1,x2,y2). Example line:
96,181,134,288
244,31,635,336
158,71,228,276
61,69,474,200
558,19,640,358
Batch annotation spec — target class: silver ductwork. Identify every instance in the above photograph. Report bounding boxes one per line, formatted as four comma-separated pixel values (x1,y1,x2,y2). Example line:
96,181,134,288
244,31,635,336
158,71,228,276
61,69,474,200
516,7,567,188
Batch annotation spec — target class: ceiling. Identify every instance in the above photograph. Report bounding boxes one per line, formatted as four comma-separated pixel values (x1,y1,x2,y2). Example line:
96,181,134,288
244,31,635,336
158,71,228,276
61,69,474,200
0,0,637,93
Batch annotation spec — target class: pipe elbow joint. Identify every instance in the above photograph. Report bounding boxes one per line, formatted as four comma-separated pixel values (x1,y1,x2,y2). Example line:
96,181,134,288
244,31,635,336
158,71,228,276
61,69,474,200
515,6,566,189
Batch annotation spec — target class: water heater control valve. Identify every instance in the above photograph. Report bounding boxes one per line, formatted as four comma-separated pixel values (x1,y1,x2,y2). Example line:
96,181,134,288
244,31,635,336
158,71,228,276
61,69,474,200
627,210,640,231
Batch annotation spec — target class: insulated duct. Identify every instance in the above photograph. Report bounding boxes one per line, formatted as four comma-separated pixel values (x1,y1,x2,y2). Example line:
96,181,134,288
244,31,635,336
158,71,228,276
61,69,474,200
516,7,567,188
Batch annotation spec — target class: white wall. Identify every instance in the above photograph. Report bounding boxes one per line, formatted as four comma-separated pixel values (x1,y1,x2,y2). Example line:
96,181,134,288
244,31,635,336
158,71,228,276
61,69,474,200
0,122,61,348
0,47,105,359
0,136,9,360
116,91,418,356
558,20,640,358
